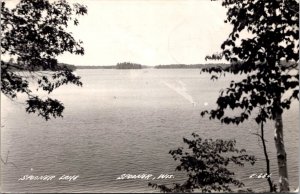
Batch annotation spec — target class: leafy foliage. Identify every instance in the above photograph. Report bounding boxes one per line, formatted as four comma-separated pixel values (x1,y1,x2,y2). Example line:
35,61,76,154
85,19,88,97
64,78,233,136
201,0,298,191
1,0,87,120
205,53,223,61
149,133,255,193
201,0,299,125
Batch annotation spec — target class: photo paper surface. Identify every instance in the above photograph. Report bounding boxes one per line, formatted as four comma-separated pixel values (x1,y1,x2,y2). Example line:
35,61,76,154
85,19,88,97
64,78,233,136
1,0,299,193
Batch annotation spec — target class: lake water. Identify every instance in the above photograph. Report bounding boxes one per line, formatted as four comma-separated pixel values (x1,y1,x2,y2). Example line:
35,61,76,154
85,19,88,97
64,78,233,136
1,69,299,192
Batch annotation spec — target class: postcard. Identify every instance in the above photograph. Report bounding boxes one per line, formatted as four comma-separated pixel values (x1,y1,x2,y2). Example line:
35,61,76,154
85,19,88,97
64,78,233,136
1,0,299,193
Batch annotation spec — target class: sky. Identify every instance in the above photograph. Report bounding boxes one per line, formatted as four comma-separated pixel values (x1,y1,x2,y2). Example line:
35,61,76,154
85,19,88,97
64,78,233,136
5,0,233,66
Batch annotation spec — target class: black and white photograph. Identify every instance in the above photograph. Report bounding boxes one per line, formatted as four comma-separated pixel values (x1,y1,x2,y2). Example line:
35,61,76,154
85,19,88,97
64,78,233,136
0,0,299,193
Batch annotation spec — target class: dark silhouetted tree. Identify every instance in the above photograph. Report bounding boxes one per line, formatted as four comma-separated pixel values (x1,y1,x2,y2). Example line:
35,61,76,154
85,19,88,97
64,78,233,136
201,0,298,191
149,133,255,193
205,52,223,61
1,0,87,120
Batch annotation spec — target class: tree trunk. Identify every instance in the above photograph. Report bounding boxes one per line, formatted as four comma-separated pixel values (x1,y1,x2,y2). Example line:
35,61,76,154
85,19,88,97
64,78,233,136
260,121,274,192
274,112,289,192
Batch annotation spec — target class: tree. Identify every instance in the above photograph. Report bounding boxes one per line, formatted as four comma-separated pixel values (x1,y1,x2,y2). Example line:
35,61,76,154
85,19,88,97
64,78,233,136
1,0,87,120
205,52,223,61
149,133,255,193
201,0,299,191
251,120,277,192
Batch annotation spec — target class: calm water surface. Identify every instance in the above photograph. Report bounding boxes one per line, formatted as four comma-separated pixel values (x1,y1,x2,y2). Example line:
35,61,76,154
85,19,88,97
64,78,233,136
1,69,299,192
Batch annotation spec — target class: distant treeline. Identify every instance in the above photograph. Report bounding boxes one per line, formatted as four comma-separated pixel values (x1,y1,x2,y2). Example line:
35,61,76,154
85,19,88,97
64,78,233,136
155,64,205,69
72,60,297,70
75,63,231,69
3,60,76,71
154,63,234,69
76,62,144,69
76,65,115,69
116,62,142,69
5,59,295,71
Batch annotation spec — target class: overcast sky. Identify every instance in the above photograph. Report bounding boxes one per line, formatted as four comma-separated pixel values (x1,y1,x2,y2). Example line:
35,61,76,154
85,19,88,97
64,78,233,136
6,0,233,66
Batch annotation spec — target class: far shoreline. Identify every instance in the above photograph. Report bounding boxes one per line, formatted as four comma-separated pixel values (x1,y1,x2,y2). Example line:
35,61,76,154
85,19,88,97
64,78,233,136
75,63,229,70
